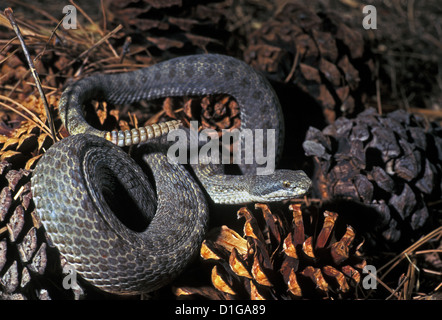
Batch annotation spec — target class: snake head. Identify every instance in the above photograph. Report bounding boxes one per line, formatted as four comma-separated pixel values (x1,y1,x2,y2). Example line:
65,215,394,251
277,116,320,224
249,169,312,202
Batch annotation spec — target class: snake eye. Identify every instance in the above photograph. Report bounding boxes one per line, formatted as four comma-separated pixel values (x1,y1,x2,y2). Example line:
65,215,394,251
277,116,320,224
283,181,291,188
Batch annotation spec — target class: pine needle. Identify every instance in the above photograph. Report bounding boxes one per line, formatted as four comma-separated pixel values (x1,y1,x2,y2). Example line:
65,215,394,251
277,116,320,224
0,95,51,136
4,7,57,143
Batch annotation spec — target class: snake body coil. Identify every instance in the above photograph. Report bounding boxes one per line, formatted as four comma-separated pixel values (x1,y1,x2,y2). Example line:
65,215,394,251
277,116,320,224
31,54,311,295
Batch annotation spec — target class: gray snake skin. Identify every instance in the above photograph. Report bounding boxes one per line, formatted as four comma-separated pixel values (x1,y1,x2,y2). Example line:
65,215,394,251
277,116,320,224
31,54,312,295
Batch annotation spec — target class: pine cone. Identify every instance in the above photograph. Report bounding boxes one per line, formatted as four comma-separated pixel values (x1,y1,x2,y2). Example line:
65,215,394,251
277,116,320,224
108,0,231,57
244,1,374,123
113,94,240,135
175,203,367,300
303,108,442,248
0,160,88,299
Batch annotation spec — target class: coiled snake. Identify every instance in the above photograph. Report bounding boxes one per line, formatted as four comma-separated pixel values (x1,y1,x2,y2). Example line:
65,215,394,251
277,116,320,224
31,54,312,295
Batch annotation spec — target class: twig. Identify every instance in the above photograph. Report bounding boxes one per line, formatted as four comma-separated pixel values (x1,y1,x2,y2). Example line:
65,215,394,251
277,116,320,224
338,0,364,10
284,48,299,83
0,11,40,37
422,269,442,276
422,33,442,51
59,24,123,73
364,268,401,300
69,0,119,58
9,0,59,24
0,226,7,236
0,38,19,55
120,36,132,64
13,185,25,201
433,282,442,294
6,69,30,98
375,60,382,115
407,0,416,34
415,249,442,255
378,226,442,280
4,8,57,143
386,275,408,300
403,253,419,299
100,0,107,34
409,107,442,118
399,86,410,112
24,82,58,92
34,13,69,62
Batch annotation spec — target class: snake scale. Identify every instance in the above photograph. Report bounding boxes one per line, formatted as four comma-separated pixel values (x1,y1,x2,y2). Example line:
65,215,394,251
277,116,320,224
31,54,312,295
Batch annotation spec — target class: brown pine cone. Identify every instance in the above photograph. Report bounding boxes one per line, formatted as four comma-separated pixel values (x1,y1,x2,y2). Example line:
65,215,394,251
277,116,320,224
0,160,88,299
303,108,442,248
244,1,375,123
175,203,367,300
107,0,231,57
